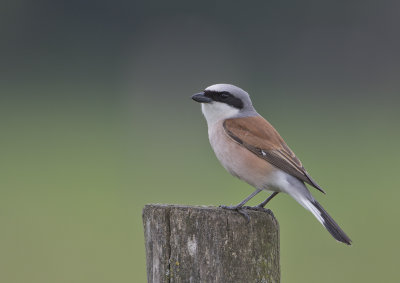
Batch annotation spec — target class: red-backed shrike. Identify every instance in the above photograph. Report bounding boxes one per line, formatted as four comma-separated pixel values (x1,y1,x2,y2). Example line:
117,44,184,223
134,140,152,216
192,83,351,245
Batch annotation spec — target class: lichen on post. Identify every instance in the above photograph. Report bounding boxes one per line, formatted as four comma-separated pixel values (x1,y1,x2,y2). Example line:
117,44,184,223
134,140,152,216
143,204,280,283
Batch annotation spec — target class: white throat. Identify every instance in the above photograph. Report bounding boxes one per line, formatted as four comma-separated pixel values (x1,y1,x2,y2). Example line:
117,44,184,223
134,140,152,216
201,102,240,126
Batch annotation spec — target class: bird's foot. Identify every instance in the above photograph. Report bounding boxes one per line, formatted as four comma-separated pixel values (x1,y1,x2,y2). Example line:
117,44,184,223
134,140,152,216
242,206,274,217
219,205,250,222
242,205,267,212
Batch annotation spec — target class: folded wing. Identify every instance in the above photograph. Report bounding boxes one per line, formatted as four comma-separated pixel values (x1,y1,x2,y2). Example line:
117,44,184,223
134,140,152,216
223,116,326,194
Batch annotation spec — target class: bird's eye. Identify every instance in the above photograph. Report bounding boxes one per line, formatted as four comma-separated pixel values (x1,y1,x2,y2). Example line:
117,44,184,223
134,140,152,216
220,93,230,99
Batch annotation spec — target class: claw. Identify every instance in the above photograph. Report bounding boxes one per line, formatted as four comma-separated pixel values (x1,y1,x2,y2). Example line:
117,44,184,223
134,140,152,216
243,205,266,212
219,205,251,222
243,206,274,217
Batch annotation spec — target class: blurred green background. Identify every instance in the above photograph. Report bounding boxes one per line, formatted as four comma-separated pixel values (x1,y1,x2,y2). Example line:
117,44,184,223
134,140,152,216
1,1,400,282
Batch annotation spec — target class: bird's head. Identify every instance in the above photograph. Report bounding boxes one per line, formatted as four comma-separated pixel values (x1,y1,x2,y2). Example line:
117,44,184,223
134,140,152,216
192,84,256,125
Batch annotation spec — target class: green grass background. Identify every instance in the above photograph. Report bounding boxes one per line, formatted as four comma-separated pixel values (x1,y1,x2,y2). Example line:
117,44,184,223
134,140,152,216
1,86,399,282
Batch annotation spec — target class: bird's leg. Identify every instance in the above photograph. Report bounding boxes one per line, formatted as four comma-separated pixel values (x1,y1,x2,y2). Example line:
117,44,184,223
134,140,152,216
242,192,279,213
220,188,262,209
257,192,279,208
220,188,262,221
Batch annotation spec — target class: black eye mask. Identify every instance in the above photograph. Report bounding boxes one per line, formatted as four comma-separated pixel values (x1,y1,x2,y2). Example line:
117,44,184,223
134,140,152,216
203,91,244,109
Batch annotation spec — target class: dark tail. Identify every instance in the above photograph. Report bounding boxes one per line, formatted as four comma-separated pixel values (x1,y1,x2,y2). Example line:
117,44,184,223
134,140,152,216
312,200,352,245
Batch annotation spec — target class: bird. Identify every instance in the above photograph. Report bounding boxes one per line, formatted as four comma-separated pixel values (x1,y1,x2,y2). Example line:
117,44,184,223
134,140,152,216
191,83,351,245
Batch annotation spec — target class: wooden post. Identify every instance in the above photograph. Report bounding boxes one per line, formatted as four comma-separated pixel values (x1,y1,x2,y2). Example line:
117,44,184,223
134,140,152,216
143,204,280,283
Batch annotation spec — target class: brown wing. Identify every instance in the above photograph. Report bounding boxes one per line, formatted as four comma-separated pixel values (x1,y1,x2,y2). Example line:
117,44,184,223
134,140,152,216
223,116,326,194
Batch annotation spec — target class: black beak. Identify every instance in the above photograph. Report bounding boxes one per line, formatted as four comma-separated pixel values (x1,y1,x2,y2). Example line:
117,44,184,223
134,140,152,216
192,92,212,103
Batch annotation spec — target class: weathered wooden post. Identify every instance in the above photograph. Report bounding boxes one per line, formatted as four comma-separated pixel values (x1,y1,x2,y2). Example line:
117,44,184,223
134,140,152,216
143,204,280,282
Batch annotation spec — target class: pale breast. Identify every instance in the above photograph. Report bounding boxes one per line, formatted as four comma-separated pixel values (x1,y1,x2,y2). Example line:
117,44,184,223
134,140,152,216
208,121,278,190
